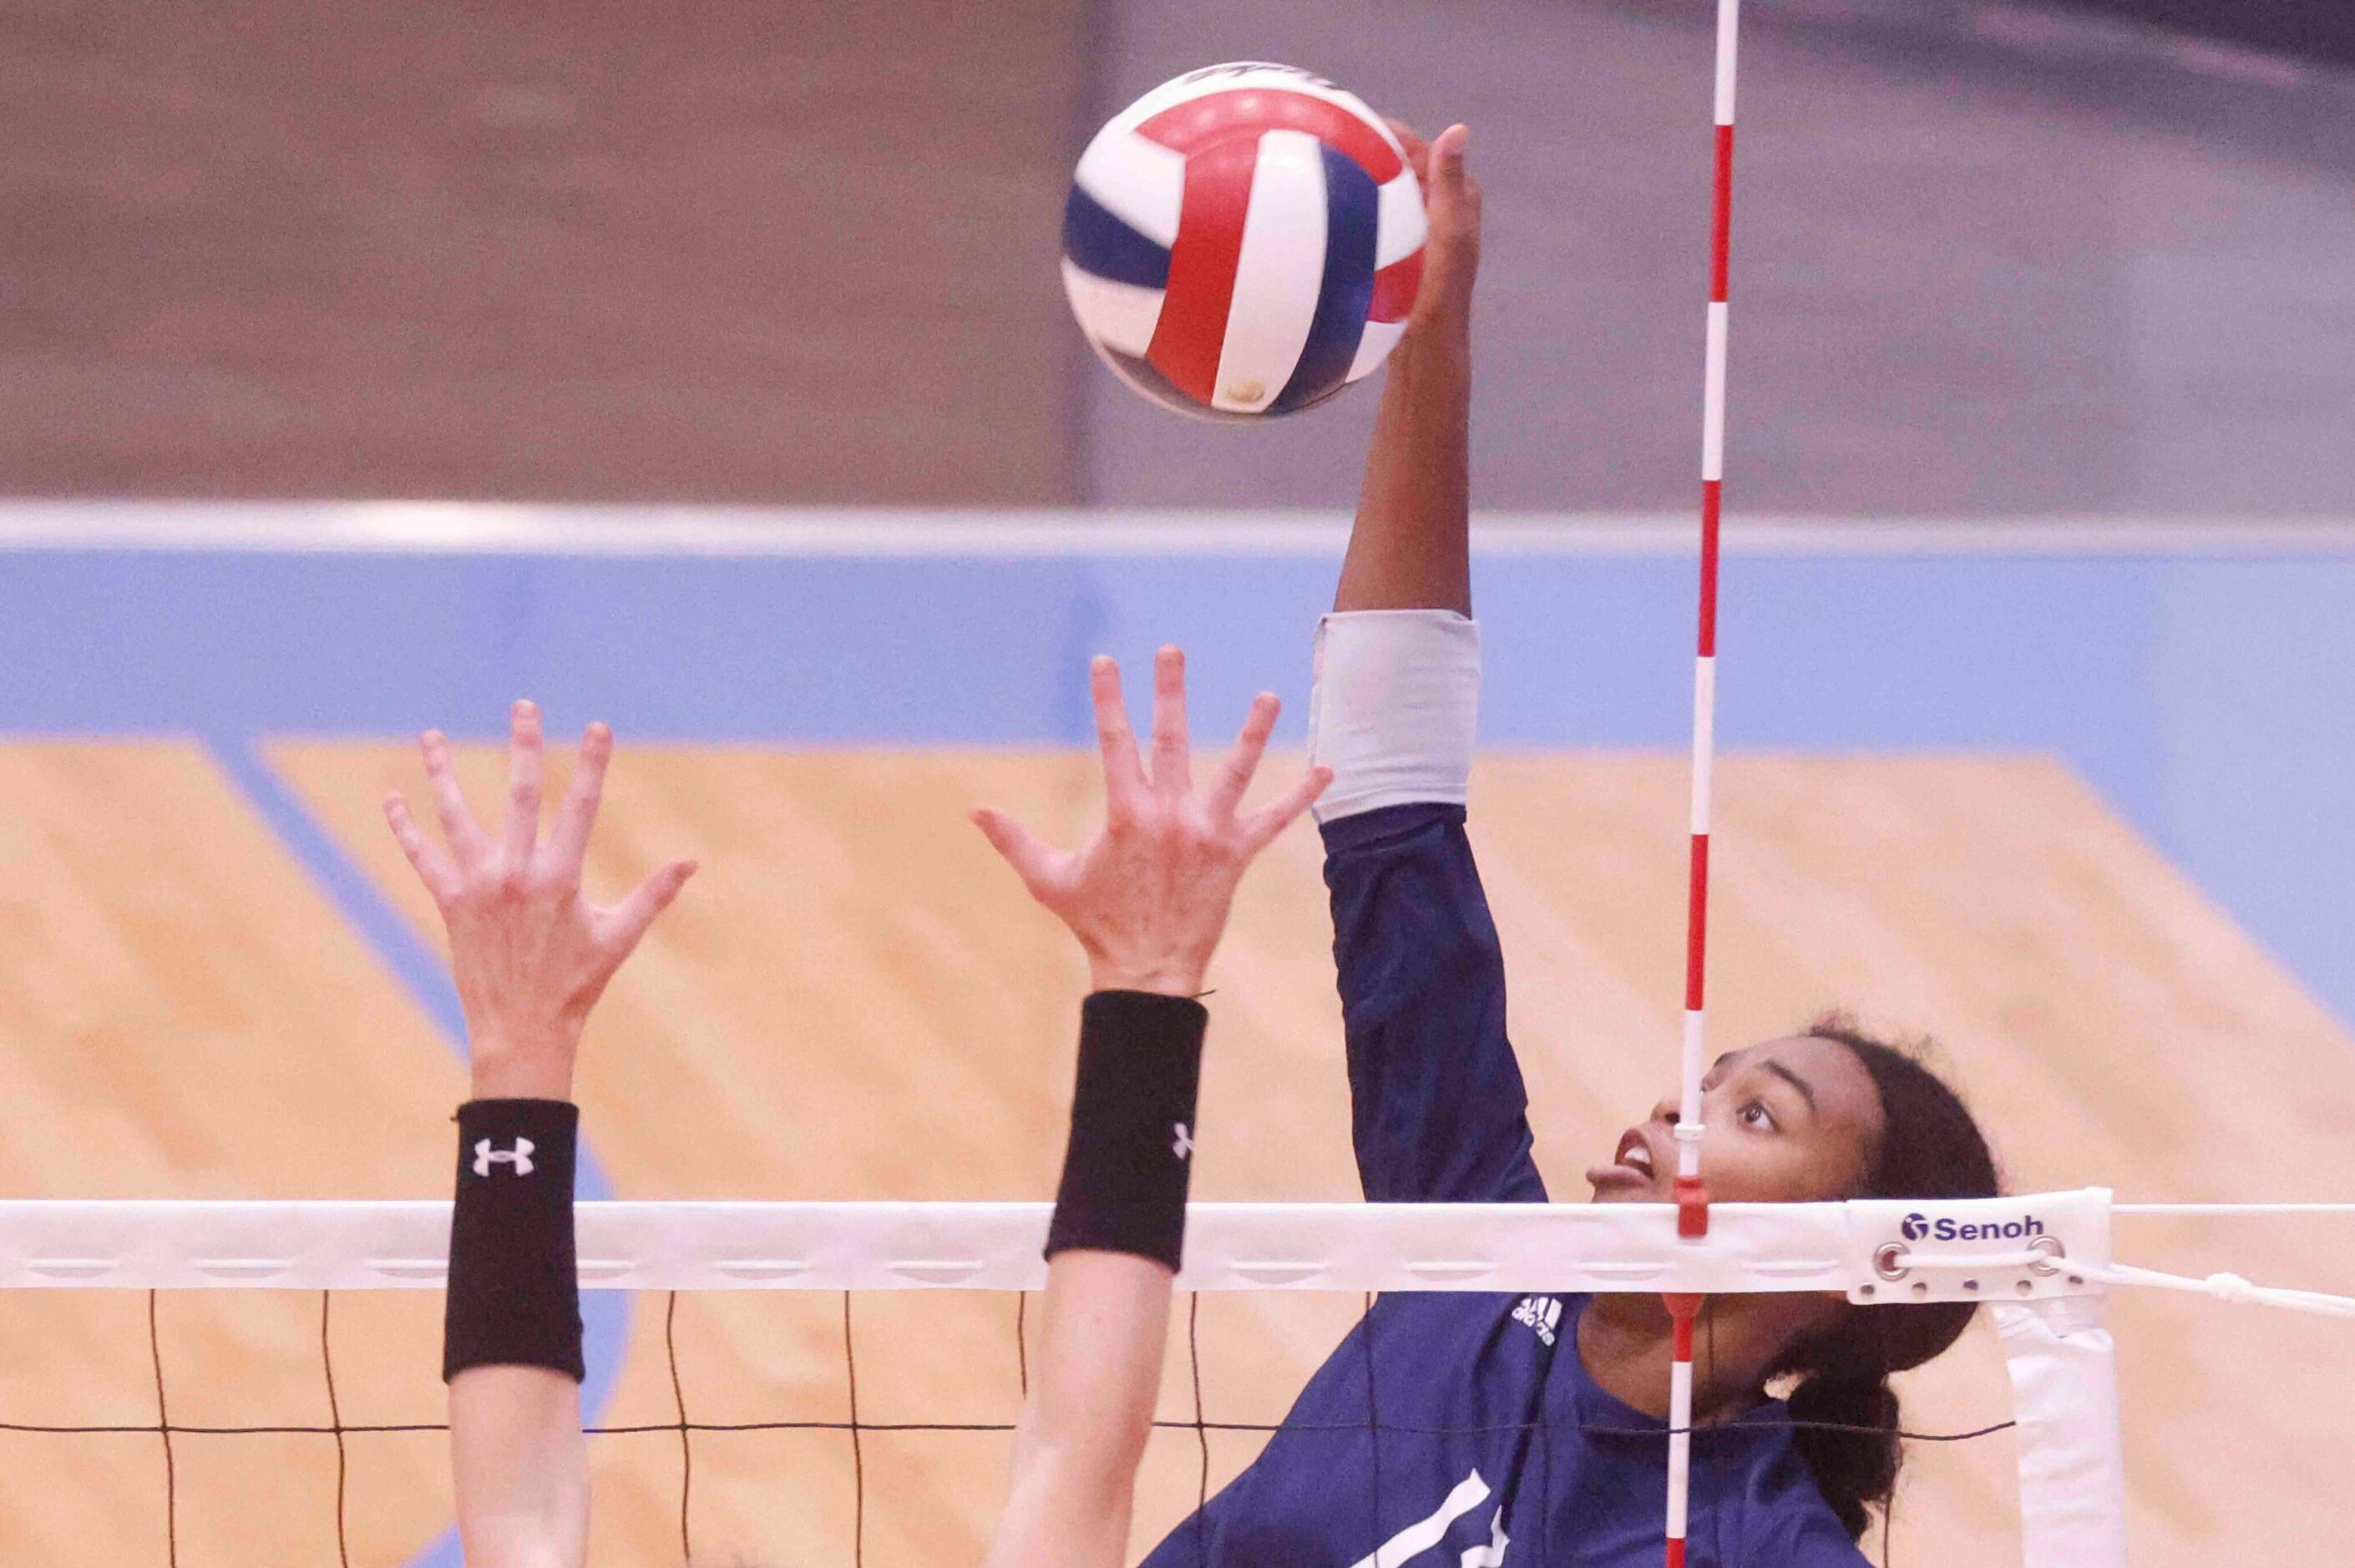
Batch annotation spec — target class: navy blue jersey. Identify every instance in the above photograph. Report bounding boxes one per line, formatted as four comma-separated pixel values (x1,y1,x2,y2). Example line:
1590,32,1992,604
1142,803,1866,1567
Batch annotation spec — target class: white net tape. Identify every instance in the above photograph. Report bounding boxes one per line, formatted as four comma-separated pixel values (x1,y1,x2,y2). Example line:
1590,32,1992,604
3,1188,2349,1314
0,1190,2114,1302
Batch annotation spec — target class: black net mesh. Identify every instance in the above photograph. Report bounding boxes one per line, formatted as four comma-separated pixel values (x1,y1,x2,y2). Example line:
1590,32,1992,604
0,1289,2013,1566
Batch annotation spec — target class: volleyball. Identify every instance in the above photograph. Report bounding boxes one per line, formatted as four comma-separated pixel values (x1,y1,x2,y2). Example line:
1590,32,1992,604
1061,63,1427,420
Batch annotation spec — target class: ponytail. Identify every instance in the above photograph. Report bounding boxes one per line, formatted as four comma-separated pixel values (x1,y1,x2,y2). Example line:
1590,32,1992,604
1780,1014,2000,1540
1785,1368,1902,1542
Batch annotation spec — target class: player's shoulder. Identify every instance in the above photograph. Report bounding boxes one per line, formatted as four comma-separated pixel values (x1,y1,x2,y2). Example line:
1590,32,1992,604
1369,1287,1532,1343
1363,1289,1557,1389
1715,1416,1871,1567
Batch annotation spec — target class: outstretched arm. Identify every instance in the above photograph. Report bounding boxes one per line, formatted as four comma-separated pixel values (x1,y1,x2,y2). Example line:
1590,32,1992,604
977,649,1329,1568
384,702,695,1568
1309,125,1543,1206
1335,122,1478,617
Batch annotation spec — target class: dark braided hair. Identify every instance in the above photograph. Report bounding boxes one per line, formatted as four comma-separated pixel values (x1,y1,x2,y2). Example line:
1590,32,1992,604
1769,1014,2000,1540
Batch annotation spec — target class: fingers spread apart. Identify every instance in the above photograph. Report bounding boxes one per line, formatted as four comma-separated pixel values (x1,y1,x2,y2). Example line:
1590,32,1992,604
600,859,698,955
1241,764,1334,854
384,792,460,901
1089,655,1145,816
544,721,613,883
1149,645,1191,797
503,699,545,872
397,711,625,903
1208,691,1281,820
970,807,1067,903
420,729,489,868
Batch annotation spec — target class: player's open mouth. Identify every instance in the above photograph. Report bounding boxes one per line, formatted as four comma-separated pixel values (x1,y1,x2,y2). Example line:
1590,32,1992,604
1585,1127,1658,1192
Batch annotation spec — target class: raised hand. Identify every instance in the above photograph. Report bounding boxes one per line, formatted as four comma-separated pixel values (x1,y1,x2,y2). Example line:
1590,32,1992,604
383,700,696,1100
972,648,1329,998
1387,119,1481,335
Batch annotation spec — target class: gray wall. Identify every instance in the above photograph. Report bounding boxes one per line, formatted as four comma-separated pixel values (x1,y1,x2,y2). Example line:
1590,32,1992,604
0,0,1093,503
2044,0,2355,68
3,0,2348,516
1084,0,2355,517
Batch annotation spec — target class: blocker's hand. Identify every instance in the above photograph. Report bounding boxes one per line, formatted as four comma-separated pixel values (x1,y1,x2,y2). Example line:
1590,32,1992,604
974,647,1329,999
1388,119,1481,336
384,701,696,1100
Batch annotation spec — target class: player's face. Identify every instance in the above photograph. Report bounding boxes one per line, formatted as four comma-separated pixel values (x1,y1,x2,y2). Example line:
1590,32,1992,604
1585,1035,1881,1205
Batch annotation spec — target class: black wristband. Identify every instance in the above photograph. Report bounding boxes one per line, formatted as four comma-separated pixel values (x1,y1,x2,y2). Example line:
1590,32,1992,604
443,1099,585,1383
1044,990,1208,1272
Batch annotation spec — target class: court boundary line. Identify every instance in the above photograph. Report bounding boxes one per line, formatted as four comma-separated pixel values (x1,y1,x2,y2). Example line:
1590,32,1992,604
3,501,2354,557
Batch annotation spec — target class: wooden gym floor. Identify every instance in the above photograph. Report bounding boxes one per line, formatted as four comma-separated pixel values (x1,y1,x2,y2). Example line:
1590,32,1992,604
4,738,2351,1565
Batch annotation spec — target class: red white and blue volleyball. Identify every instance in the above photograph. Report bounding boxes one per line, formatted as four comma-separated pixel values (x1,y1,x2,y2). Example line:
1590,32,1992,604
1062,63,1427,421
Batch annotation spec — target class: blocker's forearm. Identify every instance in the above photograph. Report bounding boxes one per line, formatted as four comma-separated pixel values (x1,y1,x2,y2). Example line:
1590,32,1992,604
443,1100,590,1568
450,1367,590,1568
985,1250,1174,1568
1336,326,1472,615
987,992,1206,1566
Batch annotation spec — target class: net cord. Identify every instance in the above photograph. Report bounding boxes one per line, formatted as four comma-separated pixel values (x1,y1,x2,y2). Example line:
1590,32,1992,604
2074,1261,2355,1317
2114,1202,2355,1214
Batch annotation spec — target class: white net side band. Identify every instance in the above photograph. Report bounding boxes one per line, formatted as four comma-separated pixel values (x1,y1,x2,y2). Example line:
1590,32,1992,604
1,1190,2114,1302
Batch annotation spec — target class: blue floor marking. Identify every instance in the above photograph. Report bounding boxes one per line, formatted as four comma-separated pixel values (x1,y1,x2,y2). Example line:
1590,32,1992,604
204,735,632,1568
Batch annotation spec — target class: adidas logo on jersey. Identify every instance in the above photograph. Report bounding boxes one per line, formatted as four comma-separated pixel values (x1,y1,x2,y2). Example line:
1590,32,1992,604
473,1137,535,1177
1172,1123,1195,1161
1511,1295,1562,1348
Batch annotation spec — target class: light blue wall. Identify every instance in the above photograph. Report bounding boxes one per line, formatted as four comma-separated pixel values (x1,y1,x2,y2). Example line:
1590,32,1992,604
6,544,2351,1022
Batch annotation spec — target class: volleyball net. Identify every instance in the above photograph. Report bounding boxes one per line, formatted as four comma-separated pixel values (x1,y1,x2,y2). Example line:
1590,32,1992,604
4,1191,2350,1565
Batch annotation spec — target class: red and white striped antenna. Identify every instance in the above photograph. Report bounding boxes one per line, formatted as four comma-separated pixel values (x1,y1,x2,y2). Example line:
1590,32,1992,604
1665,0,1742,1563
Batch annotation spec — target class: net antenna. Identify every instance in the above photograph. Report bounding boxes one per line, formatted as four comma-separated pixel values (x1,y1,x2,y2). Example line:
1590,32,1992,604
1664,0,1743,1561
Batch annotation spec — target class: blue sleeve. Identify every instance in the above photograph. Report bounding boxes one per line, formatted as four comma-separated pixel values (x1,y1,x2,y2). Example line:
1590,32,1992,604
1321,802,1546,1205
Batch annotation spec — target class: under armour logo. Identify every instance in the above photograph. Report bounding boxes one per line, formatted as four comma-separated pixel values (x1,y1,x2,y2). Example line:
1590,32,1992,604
1172,1123,1194,1161
474,1137,535,1177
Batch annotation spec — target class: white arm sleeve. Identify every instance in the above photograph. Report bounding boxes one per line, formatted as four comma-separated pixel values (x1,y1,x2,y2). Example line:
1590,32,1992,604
1304,609,1482,825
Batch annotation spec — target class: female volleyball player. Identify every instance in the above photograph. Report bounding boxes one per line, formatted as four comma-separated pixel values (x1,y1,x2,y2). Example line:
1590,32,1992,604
382,659,1328,1568
1137,124,2000,1566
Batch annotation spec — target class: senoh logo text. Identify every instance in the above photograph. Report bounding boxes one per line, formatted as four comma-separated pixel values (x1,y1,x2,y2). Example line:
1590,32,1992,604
1901,1211,2044,1242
